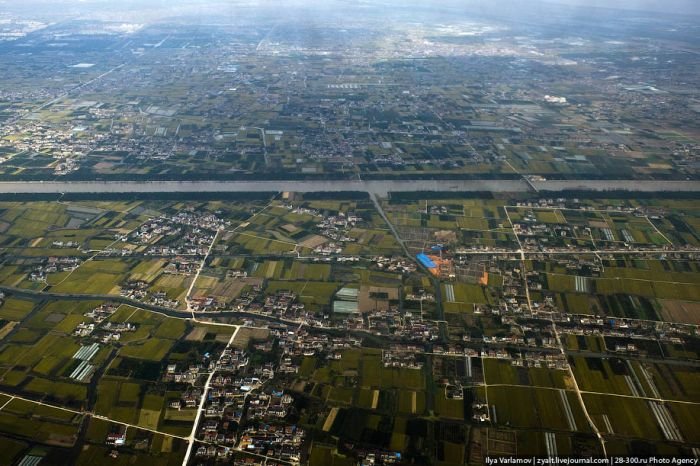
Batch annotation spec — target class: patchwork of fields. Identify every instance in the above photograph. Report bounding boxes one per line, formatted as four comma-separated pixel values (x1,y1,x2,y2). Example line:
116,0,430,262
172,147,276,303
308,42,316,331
0,194,698,464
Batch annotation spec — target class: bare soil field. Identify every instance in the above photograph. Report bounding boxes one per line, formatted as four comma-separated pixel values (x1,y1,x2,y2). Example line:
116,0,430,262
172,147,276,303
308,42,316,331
659,300,700,325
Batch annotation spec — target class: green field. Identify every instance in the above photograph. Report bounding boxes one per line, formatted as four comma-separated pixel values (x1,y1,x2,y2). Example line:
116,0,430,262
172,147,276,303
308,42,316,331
583,393,662,440
488,386,590,433
120,338,174,361
0,298,35,320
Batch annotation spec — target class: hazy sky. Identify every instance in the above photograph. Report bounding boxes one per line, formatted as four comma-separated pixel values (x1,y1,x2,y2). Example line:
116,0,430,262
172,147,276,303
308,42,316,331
1,0,698,16
546,0,698,14
426,0,699,15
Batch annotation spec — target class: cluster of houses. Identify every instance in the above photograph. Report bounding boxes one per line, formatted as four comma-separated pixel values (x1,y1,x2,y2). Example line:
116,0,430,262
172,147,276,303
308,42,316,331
404,289,435,302
148,291,179,309
51,240,79,249
30,257,81,281
162,257,200,275
237,424,305,463
120,278,179,308
231,457,286,466
504,199,700,254
2,119,106,175
120,281,149,300
231,288,262,312
395,318,440,342
188,342,306,463
73,304,133,342
118,285,180,308
555,313,698,351
285,204,321,217
189,296,225,312
312,242,344,256
382,348,424,370
84,303,119,322
73,319,136,342
373,256,417,275
246,391,294,422
428,342,569,371
445,382,464,400
342,306,440,342
249,327,363,375
262,291,305,319
354,449,403,466
315,211,363,244
276,328,362,360
133,211,226,243
472,402,491,423
131,211,227,257
513,218,575,248
164,364,204,385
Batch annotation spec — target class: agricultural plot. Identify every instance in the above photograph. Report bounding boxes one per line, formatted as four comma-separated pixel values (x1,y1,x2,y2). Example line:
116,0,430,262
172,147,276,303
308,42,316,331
539,256,700,320
0,195,696,463
568,356,641,396
443,283,493,305
384,198,518,251
77,417,187,466
0,436,27,466
148,274,192,304
0,298,35,321
265,280,340,312
191,273,261,304
50,259,130,295
0,328,88,404
512,430,601,458
0,398,82,449
434,388,465,420
119,338,174,361
641,363,700,403
360,355,425,391
659,300,700,325
483,358,569,389
583,393,664,440
488,386,589,433
128,259,168,283
309,444,356,466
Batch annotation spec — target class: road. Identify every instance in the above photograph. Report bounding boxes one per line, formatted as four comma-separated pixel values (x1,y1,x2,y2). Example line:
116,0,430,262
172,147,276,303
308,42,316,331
186,228,222,315
0,179,698,197
184,196,277,315
505,204,608,458
181,325,242,466
371,193,446,334
469,382,700,406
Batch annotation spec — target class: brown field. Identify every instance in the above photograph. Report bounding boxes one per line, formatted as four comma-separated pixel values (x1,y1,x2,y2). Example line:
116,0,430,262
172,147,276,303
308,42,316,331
359,285,400,312
299,235,329,249
232,327,270,349
185,327,207,341
93,162,115,170
659,300,700,325
0,321,18,340
47,433,79,448
323,407,339,432
213,277,262,300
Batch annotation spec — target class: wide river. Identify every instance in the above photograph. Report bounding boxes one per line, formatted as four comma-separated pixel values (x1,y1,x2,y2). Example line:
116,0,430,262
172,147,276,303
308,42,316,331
0,179,697,196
